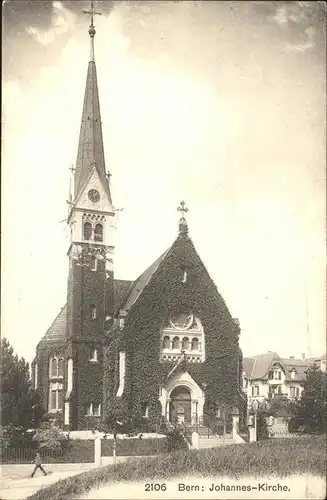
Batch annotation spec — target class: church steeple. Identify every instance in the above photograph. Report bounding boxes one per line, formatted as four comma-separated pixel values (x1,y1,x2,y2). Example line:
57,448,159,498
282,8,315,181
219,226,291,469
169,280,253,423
74,1,111,203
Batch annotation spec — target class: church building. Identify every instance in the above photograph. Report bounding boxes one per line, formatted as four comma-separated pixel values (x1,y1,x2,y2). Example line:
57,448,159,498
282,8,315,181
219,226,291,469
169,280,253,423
32,6,246,432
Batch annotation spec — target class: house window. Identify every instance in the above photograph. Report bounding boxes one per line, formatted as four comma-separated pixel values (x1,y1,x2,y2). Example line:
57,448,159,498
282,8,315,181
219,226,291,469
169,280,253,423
90,349,98,363
290,369,296,379
182,337,189,350
85,403,101,417
49,356,64,378
162,336,170,349
268,371,273,379
50,358,58,378
90,256,97,271
58,358,64,377
251,385,259,396
277,385,282,394
116,351,126,397
49,382,63,412
67,358,73,392
191,338,199,351
141,403,149,418
94,223,103,242
85,403,92,416
83,222,92,240
90,305,97,319
291,386,300,397
172,337,180,350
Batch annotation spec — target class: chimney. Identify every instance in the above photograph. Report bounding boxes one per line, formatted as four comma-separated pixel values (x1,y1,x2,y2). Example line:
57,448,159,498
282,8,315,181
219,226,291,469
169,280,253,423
290,356,294,359
302,353,306,360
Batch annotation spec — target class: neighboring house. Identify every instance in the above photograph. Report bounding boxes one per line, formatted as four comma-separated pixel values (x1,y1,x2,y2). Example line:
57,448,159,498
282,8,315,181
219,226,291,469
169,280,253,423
243,352,310,405
308,354,326,373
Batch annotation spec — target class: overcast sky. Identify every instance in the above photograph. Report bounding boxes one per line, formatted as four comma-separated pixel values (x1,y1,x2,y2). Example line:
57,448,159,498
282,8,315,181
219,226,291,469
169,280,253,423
2,1,326,365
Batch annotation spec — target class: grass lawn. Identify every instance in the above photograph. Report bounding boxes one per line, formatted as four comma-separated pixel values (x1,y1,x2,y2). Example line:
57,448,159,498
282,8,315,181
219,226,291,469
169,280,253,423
26,435,326,500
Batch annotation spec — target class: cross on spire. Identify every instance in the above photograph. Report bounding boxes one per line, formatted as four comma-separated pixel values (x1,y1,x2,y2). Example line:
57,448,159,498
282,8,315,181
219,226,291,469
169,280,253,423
177,201,189,236
177,201,188,217
82,1,102,60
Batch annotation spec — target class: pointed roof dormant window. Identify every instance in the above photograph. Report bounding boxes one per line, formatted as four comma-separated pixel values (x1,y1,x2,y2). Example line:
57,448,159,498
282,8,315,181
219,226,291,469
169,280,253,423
74,1,112,203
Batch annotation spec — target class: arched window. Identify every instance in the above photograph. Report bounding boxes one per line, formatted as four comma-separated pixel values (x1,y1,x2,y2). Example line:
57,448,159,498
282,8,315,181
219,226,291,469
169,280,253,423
191,338,199,351
172,337,180,350
50,356,64,378
182,337,189,350
83,222,92,240
163,336,170,349
58,358,64,377
90,256,97,271
94,223,103,242
50,358,58,378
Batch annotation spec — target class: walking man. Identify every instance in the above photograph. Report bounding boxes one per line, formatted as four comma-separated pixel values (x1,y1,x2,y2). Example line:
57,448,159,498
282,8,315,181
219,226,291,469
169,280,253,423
31,451,47,477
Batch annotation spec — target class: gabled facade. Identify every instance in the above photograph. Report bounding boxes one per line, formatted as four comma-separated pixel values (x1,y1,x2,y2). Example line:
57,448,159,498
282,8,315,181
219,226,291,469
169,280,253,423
103,220,246,428
32,10,246,431
243,352,310,405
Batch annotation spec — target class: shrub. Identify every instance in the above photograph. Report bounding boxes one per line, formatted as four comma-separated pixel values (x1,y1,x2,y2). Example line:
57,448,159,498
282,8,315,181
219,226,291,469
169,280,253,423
32,424,71,455
165,428,188,452
256,411,270,440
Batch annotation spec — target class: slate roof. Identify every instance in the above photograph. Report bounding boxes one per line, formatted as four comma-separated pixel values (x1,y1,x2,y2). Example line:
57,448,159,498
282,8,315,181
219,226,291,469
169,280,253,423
281,358,309,382
39,304,67,344
118,249,170,313
243,352,280,380
113,279,133,314
39,279,134,345
243,352,309,382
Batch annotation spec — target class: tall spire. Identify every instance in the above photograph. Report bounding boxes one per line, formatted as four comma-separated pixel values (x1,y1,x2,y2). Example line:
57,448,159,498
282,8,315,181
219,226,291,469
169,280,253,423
74,1,112,203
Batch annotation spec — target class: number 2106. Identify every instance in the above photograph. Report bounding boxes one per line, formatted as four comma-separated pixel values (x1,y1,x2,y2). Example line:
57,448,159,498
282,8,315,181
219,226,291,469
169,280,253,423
145,483,167,491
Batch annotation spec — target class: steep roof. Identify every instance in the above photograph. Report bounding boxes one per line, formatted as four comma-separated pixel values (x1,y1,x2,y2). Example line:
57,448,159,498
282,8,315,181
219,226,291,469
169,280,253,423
114,279,133,314
281,358,309,381
38,280,134,345
118,249,171,313
243,352,309,382
39,305,67,344
243,352,281,380
74,59,111,202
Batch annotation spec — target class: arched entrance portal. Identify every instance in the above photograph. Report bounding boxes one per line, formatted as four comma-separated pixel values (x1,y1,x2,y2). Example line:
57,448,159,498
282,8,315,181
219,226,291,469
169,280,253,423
169,386,191,425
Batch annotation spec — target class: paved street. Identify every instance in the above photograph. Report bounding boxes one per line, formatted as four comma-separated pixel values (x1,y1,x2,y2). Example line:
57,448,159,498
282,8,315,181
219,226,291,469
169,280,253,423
0,464,96,500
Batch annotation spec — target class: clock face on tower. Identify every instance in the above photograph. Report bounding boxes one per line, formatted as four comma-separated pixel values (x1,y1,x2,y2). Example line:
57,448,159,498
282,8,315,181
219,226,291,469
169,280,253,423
88,189,100,203
170,307,194,330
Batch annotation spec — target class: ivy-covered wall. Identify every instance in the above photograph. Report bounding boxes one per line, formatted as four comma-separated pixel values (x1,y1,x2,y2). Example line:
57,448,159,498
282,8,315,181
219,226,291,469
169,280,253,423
103,233,245,427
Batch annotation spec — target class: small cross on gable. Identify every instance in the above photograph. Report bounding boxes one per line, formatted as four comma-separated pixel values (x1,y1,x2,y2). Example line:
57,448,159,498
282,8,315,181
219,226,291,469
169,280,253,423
177,201,188,217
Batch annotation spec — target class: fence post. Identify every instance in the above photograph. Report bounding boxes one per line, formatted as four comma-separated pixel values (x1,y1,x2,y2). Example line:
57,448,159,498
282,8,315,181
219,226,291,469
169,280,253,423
113,437,117,466
191,431,199,449
94,437,101,467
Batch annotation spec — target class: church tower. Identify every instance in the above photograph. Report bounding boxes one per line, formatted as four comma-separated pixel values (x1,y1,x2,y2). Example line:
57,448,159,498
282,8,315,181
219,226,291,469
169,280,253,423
64,2,114,429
